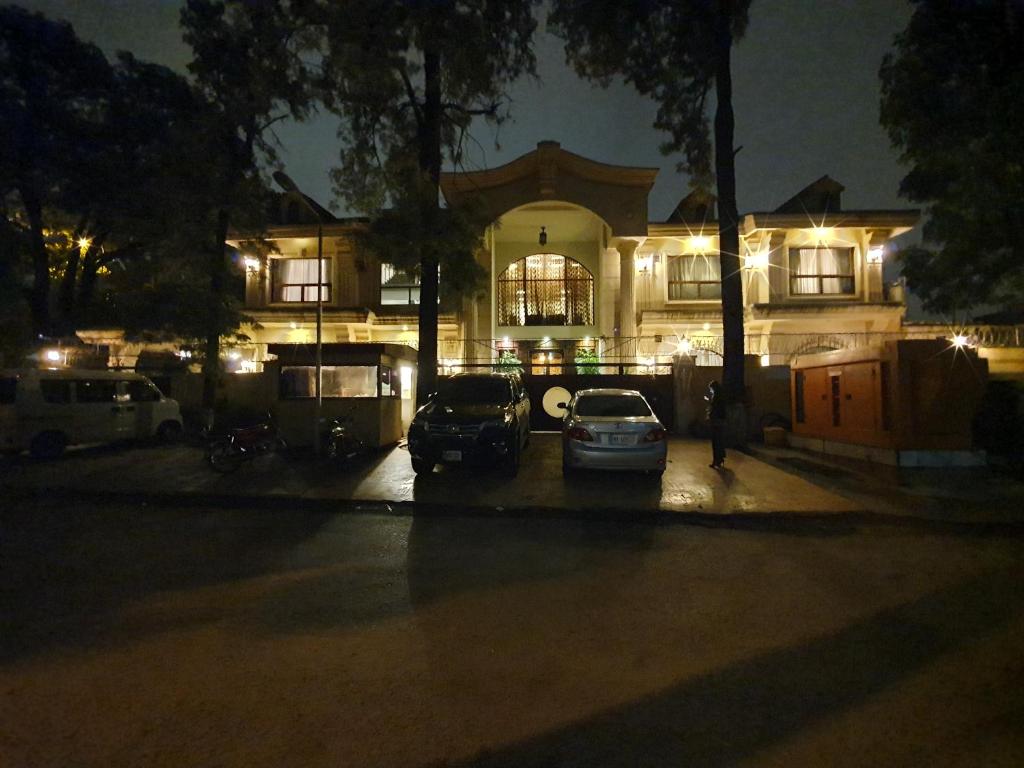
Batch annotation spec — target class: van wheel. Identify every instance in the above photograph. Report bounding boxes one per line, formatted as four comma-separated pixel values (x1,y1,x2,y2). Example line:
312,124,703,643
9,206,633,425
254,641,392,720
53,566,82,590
156,420,183,443
30,431,67,459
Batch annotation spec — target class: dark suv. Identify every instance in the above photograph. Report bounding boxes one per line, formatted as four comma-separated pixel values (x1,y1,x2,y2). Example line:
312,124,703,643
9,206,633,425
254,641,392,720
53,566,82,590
408,372,530,476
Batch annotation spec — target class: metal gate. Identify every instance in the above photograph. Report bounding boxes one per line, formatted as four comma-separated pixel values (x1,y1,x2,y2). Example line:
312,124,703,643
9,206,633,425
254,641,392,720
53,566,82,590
523,373,675,431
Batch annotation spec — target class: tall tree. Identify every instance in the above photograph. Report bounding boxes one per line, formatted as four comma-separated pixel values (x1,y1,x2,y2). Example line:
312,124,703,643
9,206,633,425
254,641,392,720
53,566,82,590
880,0,1024,316
307,0,538,404
180,0,315,418
549,0,752,421
0,4,112,337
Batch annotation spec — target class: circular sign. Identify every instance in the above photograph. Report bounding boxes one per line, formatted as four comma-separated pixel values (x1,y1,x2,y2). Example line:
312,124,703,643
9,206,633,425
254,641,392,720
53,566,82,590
542,386,572,419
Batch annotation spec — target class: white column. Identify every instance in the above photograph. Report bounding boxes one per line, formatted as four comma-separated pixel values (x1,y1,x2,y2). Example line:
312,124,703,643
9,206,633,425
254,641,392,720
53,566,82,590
616,239,639,339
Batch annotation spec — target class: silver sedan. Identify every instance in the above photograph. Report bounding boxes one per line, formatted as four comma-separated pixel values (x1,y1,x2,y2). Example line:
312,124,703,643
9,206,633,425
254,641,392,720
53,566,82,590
560,388,668,477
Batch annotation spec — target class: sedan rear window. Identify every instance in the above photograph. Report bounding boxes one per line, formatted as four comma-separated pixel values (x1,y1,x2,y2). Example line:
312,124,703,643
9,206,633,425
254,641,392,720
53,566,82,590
575,395,652,417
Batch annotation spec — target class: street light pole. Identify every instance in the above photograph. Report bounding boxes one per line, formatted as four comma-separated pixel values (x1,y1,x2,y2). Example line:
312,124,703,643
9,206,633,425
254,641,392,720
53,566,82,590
273,170,325,456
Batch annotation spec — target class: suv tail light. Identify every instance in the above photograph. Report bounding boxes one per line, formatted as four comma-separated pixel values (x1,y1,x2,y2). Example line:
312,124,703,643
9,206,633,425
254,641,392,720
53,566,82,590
643,428,667,442
567,426,594,442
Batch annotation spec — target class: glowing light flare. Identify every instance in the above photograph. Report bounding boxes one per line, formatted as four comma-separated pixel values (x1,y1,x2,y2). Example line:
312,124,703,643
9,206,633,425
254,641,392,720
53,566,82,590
77,237,92,252
690,235,711,252
951,334,970,348
243,256,260,271
677,338,692,356
45,349,61,362
746,250,770,269
867,246,884,264
760,354,771,367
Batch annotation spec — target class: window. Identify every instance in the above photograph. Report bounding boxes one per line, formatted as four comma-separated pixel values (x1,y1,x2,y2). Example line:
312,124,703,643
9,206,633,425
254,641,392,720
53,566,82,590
280,366,377,398
789,247,855,295
496,254,594,326
76,379,117,403
380,264,421,305
271,258,331,303
39,380,72,404
379,366,399,397
126,379,161,402
667,254,722,300
576,394,652,418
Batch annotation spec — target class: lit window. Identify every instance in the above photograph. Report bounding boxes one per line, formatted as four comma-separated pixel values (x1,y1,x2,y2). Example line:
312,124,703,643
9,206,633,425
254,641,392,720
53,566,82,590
279,366,378,398
789,247,854,295
496,254,594,326
271,258,331,303
667,254,722,300
380,264,421,305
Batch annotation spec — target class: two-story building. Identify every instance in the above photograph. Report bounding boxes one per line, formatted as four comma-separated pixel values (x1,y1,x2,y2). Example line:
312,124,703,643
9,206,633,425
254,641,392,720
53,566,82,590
230,141,918,380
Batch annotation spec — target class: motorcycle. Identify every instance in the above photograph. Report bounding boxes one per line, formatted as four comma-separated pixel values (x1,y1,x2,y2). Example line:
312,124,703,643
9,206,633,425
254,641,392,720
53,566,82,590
321,413,367,465
205,412,287,473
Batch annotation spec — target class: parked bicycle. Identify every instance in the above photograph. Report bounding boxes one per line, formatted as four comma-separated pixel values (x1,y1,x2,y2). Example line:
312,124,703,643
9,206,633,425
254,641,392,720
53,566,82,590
205,412,287,473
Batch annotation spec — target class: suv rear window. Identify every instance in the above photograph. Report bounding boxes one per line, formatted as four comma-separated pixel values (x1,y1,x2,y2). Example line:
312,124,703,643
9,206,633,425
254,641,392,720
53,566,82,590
0,377,15,404
575,394,652,417
437,377,512,405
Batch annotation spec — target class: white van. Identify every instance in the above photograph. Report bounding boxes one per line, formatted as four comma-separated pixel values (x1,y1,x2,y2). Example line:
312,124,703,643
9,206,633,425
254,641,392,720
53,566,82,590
0,368,183,458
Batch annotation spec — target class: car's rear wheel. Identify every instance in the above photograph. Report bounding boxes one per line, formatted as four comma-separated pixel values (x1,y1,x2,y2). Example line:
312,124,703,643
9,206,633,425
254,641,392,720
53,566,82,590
411,457,434,475
30,431,67,459
207,441,243,473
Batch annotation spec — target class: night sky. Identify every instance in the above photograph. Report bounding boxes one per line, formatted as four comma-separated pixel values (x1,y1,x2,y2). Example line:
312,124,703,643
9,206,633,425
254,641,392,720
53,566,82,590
20,0,924,305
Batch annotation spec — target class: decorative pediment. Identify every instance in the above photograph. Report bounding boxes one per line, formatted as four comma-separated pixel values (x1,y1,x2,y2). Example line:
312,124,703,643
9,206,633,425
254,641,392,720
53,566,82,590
440,141,658,237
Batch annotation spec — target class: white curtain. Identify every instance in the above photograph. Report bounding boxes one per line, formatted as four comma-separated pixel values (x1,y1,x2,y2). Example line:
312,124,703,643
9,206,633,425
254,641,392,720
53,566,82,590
275,258,329,302
791,248,852,295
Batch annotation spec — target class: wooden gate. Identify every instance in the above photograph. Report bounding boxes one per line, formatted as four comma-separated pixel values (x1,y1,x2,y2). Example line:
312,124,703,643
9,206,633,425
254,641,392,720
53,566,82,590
523,373,675,431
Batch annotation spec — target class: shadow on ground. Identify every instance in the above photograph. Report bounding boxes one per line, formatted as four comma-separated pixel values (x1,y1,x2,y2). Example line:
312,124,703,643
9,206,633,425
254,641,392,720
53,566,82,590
454,567,1024,767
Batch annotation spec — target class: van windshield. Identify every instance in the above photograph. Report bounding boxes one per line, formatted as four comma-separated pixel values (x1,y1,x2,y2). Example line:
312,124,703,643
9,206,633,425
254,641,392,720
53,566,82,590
436,377,512,405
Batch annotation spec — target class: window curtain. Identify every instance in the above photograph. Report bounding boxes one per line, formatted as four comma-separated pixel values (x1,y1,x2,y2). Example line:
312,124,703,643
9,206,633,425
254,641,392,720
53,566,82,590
496,255,593,326
790,249,820,294
274,259,328,302
668,255,720,299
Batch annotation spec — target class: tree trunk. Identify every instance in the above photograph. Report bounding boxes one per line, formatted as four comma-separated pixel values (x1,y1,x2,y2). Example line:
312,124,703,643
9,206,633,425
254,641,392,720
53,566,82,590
415,39,443,406
58,247,81,333
713,3,746,442
202,208,231,426
20,188,51,337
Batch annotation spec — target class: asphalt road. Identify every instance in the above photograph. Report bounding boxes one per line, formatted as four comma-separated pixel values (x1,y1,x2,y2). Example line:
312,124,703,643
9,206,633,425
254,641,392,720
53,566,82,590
2,498,1023,767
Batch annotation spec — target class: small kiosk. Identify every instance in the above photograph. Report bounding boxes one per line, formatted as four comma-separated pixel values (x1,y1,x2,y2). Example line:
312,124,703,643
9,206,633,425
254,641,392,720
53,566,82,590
268,343,418,448
790,339,988,466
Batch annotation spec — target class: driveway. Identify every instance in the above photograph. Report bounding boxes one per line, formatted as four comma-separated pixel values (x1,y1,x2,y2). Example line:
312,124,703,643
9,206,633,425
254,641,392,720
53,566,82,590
0,434,860,516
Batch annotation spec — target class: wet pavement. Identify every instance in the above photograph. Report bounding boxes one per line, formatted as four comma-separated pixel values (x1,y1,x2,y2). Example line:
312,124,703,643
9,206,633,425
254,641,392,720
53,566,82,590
1,434,863,516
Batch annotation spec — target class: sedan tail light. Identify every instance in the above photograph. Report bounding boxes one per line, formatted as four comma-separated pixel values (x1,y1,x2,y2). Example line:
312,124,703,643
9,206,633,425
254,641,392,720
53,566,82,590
643,428,667,443
567,426,594,442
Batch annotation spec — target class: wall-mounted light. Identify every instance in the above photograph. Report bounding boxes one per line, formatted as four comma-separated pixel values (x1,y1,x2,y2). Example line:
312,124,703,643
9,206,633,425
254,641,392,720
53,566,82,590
760,354,771,367
45,349,62,363
746,250,770,269
635,253,653,273
690,235,711,252
243,256,260,271
677,338,692,355
813,226,832,240
867,246,884,264
538,226,547,246
951,334,971,348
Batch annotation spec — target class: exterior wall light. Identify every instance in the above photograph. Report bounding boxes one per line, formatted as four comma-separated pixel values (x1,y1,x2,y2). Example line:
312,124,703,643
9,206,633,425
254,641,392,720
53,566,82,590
539,226,547,246
690,235,711,252
867,246,884,264
760,354,771,367
677,338,692,355
951,334,970,348
45,349,61,363
243,256,260,271
747,250,770,269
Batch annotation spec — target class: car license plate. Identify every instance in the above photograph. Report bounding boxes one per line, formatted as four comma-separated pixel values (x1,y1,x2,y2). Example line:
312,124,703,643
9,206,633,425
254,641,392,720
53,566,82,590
610,434,635,446
442,450,462,462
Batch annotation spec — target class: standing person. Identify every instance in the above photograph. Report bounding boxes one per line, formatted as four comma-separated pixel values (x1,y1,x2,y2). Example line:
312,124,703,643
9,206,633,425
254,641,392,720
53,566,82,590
705,380,727,469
